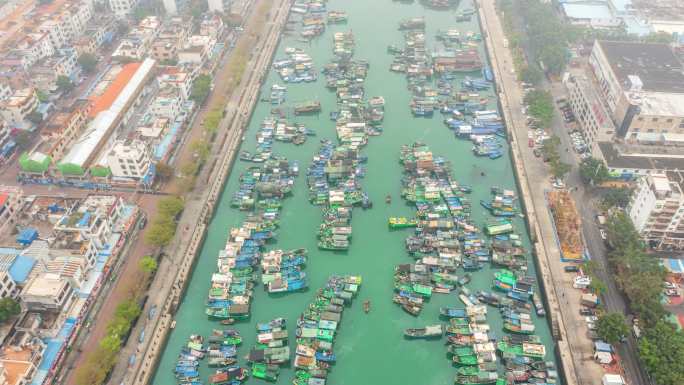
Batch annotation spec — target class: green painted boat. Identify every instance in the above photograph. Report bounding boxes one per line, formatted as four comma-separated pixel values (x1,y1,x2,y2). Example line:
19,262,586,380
455,371,499,385
388,217,418,229
251,363,279,382
452,354,478,366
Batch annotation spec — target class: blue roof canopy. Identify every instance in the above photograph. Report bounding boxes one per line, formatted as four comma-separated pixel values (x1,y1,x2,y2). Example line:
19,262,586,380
9,255,36,284
16,228,38,245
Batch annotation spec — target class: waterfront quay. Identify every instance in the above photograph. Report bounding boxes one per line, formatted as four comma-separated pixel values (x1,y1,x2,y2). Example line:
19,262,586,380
150,1,567,385
129,0,293,384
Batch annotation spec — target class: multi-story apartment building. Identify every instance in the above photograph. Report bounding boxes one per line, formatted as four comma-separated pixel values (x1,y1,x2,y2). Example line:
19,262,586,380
151,17,192,63
149,86,182,120
564,73,616,153
0,88,38,129
106,139,151,180
109,0,140,17
0,186,23,239
112,16,161,60
40,100,89,160
589,40,684,143
20,273,75,312
629,173,684,250
158,66,195,100
53,195,124,255
29,50,79,91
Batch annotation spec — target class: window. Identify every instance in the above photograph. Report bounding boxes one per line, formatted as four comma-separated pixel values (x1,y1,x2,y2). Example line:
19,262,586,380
652,118,659,122
666,118,673,123
637,117,644,121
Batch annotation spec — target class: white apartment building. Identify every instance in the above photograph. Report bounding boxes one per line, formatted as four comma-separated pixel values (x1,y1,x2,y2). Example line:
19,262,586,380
564,74,616,153
178,35,216,65
53,195,124,253
112,16,161,60
150,86,182,120
0,88,38,129
20,273,75,312
106,139,152,180
158,68,194,100
0,186,24,237
0,256,18,300
110,0,140,17
13,33,56,70
37,0,93,49
589,40,684,142
629,173,684,250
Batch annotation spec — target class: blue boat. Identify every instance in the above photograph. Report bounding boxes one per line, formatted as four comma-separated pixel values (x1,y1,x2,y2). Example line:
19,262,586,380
315,351,336,362
440,307,466,318
483,66,494,82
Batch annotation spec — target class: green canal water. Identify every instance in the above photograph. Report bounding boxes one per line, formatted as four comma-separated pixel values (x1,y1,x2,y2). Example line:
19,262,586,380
152,0,556,384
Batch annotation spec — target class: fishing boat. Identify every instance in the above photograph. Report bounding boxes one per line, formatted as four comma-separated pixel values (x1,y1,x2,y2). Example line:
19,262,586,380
386,194,392,204
440,307,466,318
294,101,321,115
455,371,499,385
399,17,425,30
533,292,545,316
327,10,348,23
251,363,279,382
208,367,248,385
404,324,444,339
388,217,418,229
363,300,370,313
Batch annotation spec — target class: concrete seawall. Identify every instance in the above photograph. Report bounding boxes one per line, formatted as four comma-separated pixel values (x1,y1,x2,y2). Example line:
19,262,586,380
131,1,292,384
476,2,579,385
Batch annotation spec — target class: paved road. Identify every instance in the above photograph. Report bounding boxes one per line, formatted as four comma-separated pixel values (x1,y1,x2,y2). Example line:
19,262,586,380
547,82,651,385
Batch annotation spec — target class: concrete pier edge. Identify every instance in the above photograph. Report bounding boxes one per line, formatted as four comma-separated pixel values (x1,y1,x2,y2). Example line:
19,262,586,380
476,1,580,385
131,1,293,384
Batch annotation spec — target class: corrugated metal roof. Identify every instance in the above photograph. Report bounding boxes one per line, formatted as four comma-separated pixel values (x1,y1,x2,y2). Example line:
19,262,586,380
89,62,141,118
60,58,156,168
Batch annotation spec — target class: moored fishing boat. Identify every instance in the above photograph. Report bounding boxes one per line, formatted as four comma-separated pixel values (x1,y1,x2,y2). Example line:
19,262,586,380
404,324,444,339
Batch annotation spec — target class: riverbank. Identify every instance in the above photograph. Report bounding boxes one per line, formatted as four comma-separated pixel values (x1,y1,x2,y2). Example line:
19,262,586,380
152,1,559,384
129,1,292,384
477,0,586,383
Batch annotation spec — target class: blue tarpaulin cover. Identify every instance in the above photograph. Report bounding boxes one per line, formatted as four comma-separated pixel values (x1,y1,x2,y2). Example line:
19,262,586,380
16,228,38,245
594,341,612,352
9,255,36,284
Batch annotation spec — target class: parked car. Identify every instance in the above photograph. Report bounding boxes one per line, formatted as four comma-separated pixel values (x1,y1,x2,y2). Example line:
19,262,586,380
579,307,595,316
564,265,579,273
599,229,607,240
552,179,565,189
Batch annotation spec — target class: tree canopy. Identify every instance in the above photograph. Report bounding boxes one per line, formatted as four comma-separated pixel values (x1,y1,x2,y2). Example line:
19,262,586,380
639,320,684,385
596,312,629,344
524,90,555,128
0,298,20,323
139,256,158,274
56,75,74,93
190,74,212,104
579,157,609,185
78,53,98,73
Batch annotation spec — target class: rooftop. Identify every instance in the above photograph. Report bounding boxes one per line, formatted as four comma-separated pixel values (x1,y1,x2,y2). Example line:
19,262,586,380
598,141,684,171
597,40,684,94
88,62,141,118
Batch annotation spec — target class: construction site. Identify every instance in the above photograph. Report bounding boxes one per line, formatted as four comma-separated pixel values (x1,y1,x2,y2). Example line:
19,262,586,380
548,189,585,263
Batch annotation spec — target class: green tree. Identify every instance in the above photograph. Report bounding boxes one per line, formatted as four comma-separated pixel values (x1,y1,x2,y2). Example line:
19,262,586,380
596,312,629,344
158,196,184,218
601,187,632,209
14,130,33,151
550,159,571,179
524,90,554,127
144,218,176,247
190,74,212,104
139,255,158,274
155,162,174,182
203,109,222,134
26,110,43,125
114,299,141,322
56,75,74,93
78,53,98,73
639,320,684,385
520,64,543,85
36,89,49,102
579,157,609,185
0,298,20,322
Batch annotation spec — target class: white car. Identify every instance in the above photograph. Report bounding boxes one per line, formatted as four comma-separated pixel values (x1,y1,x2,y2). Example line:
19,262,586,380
552,179,565,189
664,281,677,289
599,229,607,240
